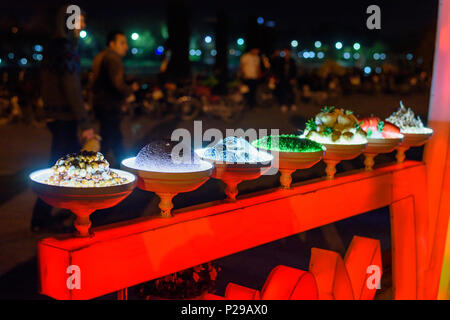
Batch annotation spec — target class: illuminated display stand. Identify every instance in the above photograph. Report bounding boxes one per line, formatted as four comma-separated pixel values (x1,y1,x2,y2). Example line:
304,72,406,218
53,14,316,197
36,0,450,300
38,161,431,300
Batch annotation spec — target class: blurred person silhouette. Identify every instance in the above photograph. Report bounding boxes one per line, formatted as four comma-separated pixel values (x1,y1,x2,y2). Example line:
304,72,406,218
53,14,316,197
31,4,95,232
239,47,262,109
91,30,139,165
272,47,297,112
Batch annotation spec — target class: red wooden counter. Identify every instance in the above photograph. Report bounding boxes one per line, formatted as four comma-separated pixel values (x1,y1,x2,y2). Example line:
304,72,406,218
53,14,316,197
37,161,431,300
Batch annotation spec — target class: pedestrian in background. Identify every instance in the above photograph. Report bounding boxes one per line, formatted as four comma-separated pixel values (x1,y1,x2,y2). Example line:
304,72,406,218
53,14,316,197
239,47,262,109
91,30,139,166
32,5,95,232
272,47,297,112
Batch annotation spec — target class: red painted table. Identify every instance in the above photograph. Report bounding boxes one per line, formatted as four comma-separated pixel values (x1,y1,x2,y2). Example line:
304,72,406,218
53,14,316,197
38,161,431,299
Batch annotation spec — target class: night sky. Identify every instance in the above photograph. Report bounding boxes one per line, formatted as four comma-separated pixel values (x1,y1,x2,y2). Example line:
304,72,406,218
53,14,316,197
0,0,438,44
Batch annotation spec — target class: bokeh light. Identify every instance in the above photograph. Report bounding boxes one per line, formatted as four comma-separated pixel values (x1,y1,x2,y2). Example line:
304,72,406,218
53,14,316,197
155,46,164,55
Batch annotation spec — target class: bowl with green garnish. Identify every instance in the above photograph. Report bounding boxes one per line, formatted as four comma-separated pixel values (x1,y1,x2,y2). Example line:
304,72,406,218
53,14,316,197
301,107,368,179
252,134,325,189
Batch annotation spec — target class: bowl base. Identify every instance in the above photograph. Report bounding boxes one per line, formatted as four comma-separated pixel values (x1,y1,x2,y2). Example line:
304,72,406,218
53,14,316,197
279,168,296,189
223,180,239,202
324,159,340,179
364,153,378,171
396,146,409,163
156,192,177,218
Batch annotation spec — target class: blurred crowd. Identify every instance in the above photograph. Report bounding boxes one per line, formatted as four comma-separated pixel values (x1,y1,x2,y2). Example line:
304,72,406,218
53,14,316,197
236,46,431,112
0,53,431,126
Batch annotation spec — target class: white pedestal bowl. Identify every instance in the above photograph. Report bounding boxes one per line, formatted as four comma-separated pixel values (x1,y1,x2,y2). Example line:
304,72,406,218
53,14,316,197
363,136,403,171
121,157,213,217
321,143,367,179
30,169,137,237
395,129,433,163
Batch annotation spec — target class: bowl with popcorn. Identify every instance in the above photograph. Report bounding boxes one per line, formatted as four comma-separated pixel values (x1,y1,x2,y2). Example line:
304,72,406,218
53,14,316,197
30,151,136,236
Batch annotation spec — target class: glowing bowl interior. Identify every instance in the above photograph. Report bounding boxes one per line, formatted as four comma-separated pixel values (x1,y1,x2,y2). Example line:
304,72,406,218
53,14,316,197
29,168,137,211
195,148,273,181
121,157,213,194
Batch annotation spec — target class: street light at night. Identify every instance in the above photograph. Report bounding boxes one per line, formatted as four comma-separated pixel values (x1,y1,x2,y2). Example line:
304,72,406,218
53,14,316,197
335,41,343,50
131,32,139,40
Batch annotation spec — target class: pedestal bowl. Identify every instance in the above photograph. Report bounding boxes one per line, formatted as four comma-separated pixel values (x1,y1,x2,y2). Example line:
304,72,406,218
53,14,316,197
252,135,325,189
195,136,273,201
207,161,272,201
321,143,367,179
395,129,433,163
121,157,213,217
363,136,403,170
30,168,136,237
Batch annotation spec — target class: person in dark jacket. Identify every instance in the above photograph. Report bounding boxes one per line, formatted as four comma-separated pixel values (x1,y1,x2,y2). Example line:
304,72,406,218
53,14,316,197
272,47,298,111
91,31,139,165
31,5,95,231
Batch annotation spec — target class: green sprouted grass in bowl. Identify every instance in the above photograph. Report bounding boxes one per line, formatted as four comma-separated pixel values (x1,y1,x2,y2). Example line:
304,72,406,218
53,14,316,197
252,134,324,153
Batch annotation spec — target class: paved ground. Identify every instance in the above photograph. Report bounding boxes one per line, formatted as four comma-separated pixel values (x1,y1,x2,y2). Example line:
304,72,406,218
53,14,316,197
0,93,429,299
